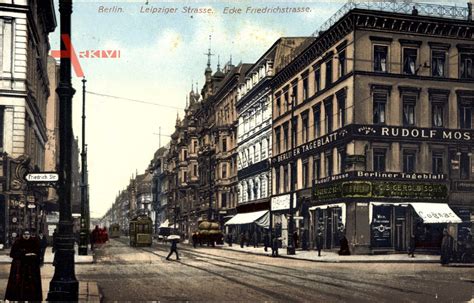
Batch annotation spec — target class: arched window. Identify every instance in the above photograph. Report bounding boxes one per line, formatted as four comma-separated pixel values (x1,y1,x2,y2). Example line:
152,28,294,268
255,142,260,162
261,138,267,159
248,179,253,201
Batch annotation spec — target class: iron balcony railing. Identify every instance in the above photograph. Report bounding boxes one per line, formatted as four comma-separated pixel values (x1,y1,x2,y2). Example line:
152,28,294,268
312,0,471,37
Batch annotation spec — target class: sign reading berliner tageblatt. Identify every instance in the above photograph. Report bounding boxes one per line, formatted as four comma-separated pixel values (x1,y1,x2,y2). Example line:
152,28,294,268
25,173,59,182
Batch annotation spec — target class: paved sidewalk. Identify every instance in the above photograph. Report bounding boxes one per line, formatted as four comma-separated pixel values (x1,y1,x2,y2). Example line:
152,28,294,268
41,279,101,302
0,245,94,264
219,244,441,263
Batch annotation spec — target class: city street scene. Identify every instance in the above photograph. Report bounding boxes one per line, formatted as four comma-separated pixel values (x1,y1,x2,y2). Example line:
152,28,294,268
0,0,473,301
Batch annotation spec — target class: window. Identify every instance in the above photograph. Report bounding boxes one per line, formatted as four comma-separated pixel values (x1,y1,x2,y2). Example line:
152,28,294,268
284,91,289,112
460,104,472,129
222,138,227,152
338,50,346,77
221,193,227,208
403,150,416,173
313,157,321,180
193,141,198,153
222,163,227,178
303,76,308,101
373,149,386,172
373,92,387,124
337,91,346,128
325,100,333,133
302,162,309,189
374,45,388,72
276,95,281,116
403,48,418,75
325,152,333,177
292,117,298,146
302,114,309,143
193,164,198,177
183,171,187,183
338,149,346,173
183,150,188,161
314,67,321,93
275,168,281,194
292,83,298,105
432,103,444,127
283,122,289,151
325,59,333,87
460,152,470,180
432,50,446,77
460,53,474,79
432,152,444,174
313,105,321,139
283,166,289,192
403,95,416,126
0,107,4,149
275,127,281,154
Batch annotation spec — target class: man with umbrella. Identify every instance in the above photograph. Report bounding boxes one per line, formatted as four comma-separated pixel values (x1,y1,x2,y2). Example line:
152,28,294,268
166,235,180,261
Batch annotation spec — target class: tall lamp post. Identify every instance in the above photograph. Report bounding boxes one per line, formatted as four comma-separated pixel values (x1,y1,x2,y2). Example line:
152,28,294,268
47,0,79,300
287,95,296,255
79,77,89,255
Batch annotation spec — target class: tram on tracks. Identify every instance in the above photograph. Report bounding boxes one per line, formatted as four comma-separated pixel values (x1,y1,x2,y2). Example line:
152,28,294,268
129,214,153,247
109,223,121,238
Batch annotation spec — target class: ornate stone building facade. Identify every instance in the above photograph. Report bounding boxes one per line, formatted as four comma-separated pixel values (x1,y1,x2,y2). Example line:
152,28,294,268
270,2,473,254
0,1,56,246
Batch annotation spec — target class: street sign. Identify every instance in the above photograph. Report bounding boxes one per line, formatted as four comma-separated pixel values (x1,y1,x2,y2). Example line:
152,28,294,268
25,173,59,182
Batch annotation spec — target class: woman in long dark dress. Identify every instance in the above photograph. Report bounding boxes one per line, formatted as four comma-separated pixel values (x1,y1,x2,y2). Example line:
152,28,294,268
4,230,42,302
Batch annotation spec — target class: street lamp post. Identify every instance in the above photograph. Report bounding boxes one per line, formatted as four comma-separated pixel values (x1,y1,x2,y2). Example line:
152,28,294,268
47,0,79,300
79,77,89,255
287,95,296,255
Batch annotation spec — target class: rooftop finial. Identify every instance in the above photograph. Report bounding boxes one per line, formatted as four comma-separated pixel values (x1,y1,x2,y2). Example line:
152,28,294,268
195,82,198,94
217,55,221,71
205,35,214,69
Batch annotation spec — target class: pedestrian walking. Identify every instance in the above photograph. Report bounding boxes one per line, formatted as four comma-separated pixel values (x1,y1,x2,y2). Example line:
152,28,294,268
240,232,245,248
38,232,48,266
227,232,233,247
166,239,180,261
271,236,279,257
441,228,453,265
263,231,270,252
252,230,258,248
4,230,42,302
316,231,323,257
192,232,198,248
245,231,250,247
408,233,416,257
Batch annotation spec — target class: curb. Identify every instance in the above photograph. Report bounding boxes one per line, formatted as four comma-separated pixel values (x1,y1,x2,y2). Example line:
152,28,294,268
219,246,441,264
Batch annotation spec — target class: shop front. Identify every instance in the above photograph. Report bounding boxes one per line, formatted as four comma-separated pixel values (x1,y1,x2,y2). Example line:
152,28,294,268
312,171,457,254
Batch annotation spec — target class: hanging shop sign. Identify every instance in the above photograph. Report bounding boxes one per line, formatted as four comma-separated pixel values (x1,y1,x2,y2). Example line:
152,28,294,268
313,180,448,201
271,193,296,211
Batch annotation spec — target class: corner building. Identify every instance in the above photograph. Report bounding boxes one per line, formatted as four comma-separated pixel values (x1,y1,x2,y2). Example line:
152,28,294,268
271,2,473,254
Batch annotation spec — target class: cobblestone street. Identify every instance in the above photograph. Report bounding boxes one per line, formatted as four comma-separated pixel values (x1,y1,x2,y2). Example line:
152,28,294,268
3,238,470,302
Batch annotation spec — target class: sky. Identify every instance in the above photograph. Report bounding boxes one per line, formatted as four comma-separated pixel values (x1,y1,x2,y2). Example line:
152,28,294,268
49,0,471,218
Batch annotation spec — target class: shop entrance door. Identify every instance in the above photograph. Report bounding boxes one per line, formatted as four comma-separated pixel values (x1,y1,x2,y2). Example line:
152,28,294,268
394,207,407,251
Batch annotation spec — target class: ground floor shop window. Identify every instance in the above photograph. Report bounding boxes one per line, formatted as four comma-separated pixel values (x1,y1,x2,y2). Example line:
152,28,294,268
314,207,344,249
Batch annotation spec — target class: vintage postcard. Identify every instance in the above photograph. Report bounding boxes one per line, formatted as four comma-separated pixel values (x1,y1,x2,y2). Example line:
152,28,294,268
0,0,473,302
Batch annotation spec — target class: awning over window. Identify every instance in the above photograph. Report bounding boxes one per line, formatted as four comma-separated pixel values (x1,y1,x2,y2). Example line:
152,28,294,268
158,219,170,228
369,202,462,224
410,203,462,224
224,210,268,226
